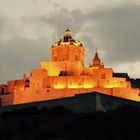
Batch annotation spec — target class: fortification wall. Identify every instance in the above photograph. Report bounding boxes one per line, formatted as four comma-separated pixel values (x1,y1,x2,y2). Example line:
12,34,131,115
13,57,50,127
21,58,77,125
0,92,140,114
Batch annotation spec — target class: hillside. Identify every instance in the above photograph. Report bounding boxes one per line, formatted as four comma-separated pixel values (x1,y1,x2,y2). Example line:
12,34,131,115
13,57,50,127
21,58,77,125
0,105,140,140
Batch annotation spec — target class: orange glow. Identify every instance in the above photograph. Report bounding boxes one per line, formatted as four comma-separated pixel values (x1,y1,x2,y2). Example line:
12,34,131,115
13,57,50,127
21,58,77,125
54,83,95,89
104,83,119,88
68,84,79,89
53,84,66,89
84,83,94,88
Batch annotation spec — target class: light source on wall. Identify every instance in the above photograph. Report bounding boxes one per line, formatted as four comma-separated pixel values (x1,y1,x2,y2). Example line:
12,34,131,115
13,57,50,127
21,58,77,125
53,84,66,89
103,83,119,88
84,83,94,88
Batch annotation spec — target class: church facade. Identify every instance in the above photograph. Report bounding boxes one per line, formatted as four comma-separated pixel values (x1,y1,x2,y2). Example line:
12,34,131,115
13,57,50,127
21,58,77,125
0,29,140,106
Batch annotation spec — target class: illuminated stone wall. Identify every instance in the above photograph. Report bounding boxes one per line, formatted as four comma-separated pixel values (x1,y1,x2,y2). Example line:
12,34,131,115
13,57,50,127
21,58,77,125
51,43,84,66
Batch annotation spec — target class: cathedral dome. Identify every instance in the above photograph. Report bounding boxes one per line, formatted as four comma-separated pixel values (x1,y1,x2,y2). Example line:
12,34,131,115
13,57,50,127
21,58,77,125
53,28,83,46
51,28,85,65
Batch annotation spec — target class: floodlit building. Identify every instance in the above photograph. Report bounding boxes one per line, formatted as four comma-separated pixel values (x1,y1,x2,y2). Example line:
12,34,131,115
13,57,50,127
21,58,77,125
0,28,140,106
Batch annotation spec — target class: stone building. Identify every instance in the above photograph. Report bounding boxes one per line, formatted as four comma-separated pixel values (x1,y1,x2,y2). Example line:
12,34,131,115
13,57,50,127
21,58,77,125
0,29,140,106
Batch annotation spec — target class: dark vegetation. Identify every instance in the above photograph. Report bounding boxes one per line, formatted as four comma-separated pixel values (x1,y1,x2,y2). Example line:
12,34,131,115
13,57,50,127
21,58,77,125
0,105,140,140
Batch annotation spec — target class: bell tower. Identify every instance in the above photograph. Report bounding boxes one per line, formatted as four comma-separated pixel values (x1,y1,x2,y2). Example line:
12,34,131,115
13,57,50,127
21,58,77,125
51,28,85,66
92,50,104,68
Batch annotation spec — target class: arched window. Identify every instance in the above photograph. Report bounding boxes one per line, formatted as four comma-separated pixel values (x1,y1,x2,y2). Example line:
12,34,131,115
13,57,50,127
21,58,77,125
1,88,4,95
25,79,30,88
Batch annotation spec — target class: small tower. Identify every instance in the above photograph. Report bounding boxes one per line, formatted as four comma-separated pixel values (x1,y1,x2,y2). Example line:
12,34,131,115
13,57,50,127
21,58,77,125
92,50,104,68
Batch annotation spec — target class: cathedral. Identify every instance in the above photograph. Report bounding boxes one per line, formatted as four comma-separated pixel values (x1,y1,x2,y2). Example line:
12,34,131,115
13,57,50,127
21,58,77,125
0,28,140,106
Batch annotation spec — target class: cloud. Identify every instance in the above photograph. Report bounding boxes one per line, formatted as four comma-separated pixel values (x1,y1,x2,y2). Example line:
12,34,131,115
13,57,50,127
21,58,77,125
113,62,140,78
88,5,140,65
26,5,140,63
25,8,86,39
0,36,50,83
1,2,140,83
0,12,8,32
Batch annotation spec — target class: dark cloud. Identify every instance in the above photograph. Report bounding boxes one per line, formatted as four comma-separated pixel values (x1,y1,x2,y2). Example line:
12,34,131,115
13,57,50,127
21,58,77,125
0,37,50,83
25,4,140,65
1,4,140,83
25,8,86,38
87,5,140,65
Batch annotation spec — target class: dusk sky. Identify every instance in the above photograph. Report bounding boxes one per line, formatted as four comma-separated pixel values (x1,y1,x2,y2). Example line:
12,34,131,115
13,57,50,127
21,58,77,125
0,0,140,83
